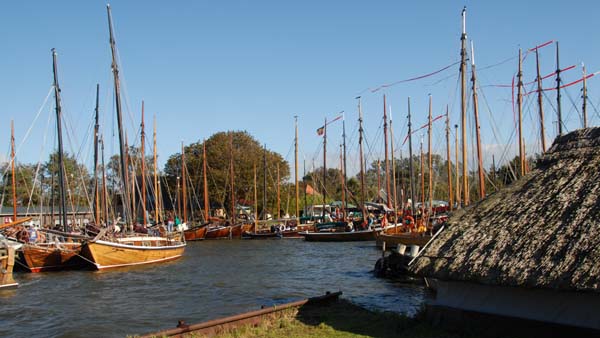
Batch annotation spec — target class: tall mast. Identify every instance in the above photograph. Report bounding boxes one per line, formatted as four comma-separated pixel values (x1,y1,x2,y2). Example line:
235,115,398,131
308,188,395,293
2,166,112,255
342,114,348,221
517,49,525,177
303,159,307,214
454,124,460,205
203,141,209,221
390,107,398,219
141,101,147,225
52,49,69,232
407,97,416,215
322,118,327,221
254,163,258,231
383,95,391,208
276,162,281,219
377,160,381,199
101,137,109,224
181,141,187,223
263,145,267,220
535,48,547,153
93,84,100,224
445,106,453,210
556,42,563,135
460,6,469,206
582,64,588,128
230,133,235,222
153,115,159,223
107,4,132,225
427,95,433,218
176,175,181,221
339,144,346,221
357,97,366,216
11,120,17,222
420,137,425,218
471,41,485,199
294,116,299,218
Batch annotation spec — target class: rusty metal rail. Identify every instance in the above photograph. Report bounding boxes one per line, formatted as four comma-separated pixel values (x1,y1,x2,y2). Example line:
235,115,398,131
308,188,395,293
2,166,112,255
139,291,342,338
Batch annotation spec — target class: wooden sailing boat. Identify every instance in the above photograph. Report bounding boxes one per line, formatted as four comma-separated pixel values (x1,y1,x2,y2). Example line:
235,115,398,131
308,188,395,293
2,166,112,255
81,5,185,270
183,141,209,241
15,51,85,273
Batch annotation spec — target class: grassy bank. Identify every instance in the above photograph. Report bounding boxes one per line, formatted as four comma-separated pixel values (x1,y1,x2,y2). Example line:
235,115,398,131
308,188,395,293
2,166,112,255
180,299,472,338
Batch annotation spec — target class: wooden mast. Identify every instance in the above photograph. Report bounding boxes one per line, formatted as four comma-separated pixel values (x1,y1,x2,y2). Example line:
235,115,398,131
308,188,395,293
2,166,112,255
420,137,425,220
555,42,563,136
153,115,160,223
254,163,258,232
454,124,460,205
101,137,109,224
263,145,267,220
342,113,348,222
517,48,525,176
535,48,547,153
276,162,281,219
383,95,391,208
141,101,147,226
390,107,398,220
176,175,181,221
471,41,485,199
294,116,299,218
358,97,367,217
445,106,453,210
376,160,381,198
407,98,416,215
460,6,469,206
203,141,209,221
322,117,327,222
93,84,100,224
181,141,187,223
11,120,17,222
52,48,69,232
230,133,235,223
339,144,345,221
107,4,132,226
582,64,588,128
427,95,433,220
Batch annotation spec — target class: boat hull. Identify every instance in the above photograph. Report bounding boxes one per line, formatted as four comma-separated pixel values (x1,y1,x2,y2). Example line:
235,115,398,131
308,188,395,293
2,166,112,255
375,233,431,248
184,225,208,241
81,237,186,270
205,224,242,239
299,230,378,242
1,245,18,288
17,242,83,273
242,231,281,239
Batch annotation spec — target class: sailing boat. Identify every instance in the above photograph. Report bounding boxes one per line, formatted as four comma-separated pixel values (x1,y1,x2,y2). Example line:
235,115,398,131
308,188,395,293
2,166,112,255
183,141,209,241
80,5,185,270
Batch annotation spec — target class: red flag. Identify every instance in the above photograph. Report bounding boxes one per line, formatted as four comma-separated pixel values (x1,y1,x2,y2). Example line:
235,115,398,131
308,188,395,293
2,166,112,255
316,127,324,136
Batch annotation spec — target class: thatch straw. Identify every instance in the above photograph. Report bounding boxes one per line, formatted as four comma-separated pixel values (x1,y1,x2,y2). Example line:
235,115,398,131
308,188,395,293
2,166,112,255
410,128,600,292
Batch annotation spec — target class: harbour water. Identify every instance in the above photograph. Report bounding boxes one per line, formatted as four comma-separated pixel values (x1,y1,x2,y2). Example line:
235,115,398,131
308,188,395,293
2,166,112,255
0,240,427,338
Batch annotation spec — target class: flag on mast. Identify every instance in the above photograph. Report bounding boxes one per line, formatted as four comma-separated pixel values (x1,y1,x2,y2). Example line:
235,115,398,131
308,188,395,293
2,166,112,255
316,112,344,136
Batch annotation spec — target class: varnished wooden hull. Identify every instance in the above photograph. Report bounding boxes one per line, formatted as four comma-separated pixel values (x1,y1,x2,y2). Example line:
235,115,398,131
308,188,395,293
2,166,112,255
205,224,242,239
17,242,83,273
299,229,378,242
375,233,431,248
81,237,186,270
184,225,208,241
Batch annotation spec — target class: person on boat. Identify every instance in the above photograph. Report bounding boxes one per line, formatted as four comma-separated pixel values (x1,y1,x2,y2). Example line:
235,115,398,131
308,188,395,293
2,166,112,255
167,214,174,233
28,227,39,243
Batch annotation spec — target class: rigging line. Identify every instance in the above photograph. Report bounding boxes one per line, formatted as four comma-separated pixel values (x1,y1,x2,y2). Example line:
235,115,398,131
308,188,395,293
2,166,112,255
15,85,54,156
360,60,461,94
484,65,577,88
525,71,599,95
25,106,54,215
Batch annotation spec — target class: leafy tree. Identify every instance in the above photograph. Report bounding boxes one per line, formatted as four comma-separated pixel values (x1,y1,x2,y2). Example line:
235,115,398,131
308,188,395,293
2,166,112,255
43,151,91,207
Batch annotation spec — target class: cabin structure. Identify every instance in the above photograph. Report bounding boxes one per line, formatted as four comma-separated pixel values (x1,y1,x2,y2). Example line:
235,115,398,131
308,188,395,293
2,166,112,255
410,128,600,334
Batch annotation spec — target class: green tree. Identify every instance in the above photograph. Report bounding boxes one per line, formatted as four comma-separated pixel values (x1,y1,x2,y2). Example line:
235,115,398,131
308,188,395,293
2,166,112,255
43,151,91,207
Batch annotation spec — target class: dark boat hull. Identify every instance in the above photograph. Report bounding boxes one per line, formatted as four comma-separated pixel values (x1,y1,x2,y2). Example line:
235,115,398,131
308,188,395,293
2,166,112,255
299,229,378,242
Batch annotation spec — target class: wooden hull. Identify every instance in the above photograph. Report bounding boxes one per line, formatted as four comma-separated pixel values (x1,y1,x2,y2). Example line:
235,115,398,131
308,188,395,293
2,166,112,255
242,231,281,239
17,242,83,273
205,224,242,239
1,246,18,288
299,230,378,242
375,233,431,248
81,237,186,270
184,225,208,241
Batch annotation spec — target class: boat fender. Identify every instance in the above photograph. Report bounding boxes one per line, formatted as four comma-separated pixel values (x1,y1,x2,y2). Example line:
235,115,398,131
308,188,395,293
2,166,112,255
279,224,285,232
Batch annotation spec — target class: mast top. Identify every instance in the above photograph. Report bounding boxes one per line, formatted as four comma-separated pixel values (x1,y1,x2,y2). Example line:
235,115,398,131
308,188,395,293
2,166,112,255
471,40,476,66
461,6,467,36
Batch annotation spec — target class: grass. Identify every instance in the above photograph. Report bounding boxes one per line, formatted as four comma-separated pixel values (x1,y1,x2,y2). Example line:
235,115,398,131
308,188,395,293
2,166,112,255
179,299,474,338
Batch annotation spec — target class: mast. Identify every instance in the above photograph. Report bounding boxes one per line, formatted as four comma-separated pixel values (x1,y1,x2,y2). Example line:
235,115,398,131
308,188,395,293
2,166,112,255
407,97,416,215
230,133,235,222
535,48,547,153
445,106,453,210
358,97,367,216
294,116,299,218
383,95,391,208
303,159,307,214
471,41,485,199
377,160,381,199
460,6,469,206
555,42,563,135
153,115,160,223
11,121,17,222
342,114,348,221
276,162,280,219
141,101,147,225
107,4,132,225
101,137,109,224
181,141,187,223
93,84,100,224
322,118,327,221
390,107,398,220
582,64,588,128
263,145,267,220
427,95,433,218
420,137,425,220
254,163,258,231
52,49,69,232
517,48,525,177
176,176,181,221
454,124,460,205
203,141,209,221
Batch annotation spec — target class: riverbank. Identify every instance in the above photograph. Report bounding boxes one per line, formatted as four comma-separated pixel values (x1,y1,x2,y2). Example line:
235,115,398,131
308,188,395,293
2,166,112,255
170,298,472,338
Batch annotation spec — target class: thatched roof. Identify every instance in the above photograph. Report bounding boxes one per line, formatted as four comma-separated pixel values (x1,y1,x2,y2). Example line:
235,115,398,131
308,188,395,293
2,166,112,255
410,127,600,293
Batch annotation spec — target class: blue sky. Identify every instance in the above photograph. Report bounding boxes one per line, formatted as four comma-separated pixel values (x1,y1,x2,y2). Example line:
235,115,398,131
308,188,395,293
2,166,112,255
1,1,599,179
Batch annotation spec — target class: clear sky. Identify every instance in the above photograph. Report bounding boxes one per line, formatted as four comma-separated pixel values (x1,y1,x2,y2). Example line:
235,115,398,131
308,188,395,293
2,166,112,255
1,0,599,180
